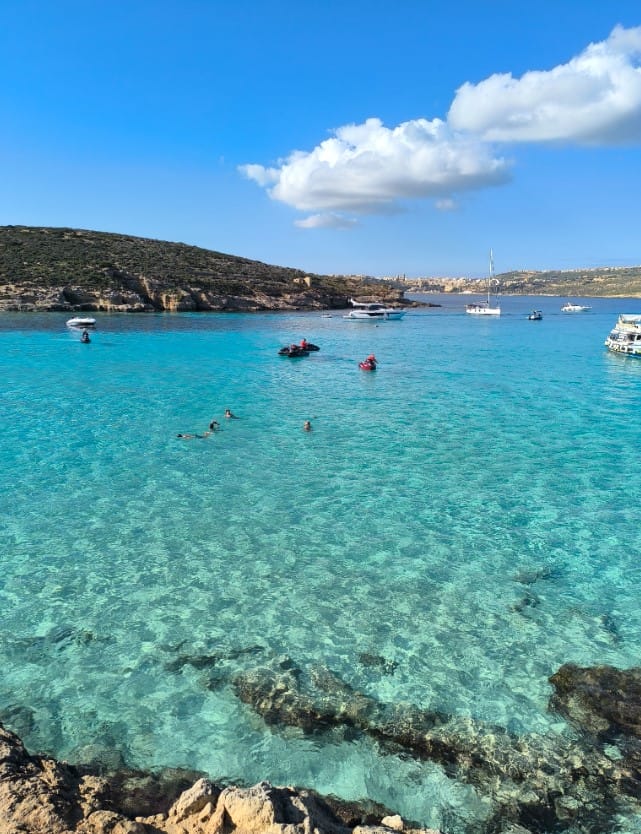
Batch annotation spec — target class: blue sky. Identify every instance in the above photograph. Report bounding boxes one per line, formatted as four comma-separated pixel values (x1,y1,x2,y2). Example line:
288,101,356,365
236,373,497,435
2,1,641,277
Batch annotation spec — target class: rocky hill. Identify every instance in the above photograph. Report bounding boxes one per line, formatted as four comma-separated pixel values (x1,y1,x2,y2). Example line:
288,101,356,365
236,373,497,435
0,226,404,313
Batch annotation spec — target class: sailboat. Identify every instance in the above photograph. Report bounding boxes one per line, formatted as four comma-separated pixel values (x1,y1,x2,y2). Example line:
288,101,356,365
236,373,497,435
466,250,501,316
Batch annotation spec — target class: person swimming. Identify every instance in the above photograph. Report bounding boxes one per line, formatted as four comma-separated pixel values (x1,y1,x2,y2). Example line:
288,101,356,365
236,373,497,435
224,409,238,419
177,431,212,439
303,420,312,432
209,420,220,431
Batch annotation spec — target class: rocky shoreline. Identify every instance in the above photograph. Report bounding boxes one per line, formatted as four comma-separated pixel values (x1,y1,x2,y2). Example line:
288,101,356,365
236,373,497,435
3,661,641,834
0,723,438,834
0,280,425,315
0,278,347,314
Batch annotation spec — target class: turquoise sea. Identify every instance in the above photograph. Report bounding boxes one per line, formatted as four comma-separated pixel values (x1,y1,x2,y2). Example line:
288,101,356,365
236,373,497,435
2,295,641,830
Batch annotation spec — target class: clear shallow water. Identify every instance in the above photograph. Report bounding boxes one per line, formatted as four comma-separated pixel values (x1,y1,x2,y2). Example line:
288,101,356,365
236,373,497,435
2,296,641,830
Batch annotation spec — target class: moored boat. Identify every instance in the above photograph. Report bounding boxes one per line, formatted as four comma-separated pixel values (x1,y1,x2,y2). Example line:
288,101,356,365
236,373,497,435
66,316,96,328
527,310,543,320
466,250,501,316
344,299,405,321
604,314,641,356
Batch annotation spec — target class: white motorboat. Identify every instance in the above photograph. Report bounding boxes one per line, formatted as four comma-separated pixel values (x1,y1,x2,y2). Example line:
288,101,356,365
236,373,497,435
561,303,591,313
343,299,405,321
66,316,96,328
527,310,543,320
466,250,501,316
605,314,641,356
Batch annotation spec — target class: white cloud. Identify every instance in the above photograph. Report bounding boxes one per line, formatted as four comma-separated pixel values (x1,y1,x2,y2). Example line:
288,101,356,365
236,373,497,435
448,25,641,144
240,163,279,187
239,25,641,228
239,117,511,217
294,213,358,229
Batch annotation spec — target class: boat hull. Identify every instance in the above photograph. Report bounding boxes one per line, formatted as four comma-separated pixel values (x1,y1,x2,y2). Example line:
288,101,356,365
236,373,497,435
345,299,405,320
344,311,405,321
66,317,96,328
466,304,500,316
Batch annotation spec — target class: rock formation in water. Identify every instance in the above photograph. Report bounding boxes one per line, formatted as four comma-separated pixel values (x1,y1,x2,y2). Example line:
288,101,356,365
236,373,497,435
549,663,641,781
230,658,641,834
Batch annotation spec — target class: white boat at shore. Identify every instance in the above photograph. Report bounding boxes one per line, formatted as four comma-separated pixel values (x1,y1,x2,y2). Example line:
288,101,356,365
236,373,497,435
605,314,641,356
561,303,591,313
343,299,405,321
466,250,501,316
66,316,96,328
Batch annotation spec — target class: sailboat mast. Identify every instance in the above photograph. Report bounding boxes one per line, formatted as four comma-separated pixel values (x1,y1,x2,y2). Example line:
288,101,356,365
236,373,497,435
488,249,494,304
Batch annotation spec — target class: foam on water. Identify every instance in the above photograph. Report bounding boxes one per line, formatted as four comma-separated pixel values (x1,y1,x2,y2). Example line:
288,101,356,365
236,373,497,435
2,299,641,830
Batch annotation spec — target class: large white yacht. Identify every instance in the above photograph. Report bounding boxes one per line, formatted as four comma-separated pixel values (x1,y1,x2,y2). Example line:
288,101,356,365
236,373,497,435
605,314,641,356
343,299,405,321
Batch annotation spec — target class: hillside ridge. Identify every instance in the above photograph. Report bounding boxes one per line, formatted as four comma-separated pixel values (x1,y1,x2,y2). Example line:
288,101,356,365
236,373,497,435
0,226,402,313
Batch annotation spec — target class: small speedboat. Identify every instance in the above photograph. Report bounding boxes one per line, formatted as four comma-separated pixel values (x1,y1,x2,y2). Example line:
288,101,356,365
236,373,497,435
67,316,96,328
527,310,543,320
359,354,377,371
561,303,591,313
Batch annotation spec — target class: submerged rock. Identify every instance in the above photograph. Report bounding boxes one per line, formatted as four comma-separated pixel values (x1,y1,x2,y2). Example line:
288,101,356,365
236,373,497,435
358,653,399,675
549,663,641,740
233,660,641,833
549,661,641,787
